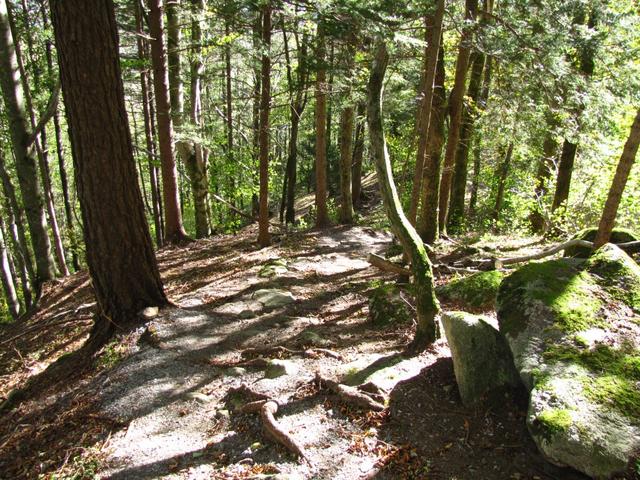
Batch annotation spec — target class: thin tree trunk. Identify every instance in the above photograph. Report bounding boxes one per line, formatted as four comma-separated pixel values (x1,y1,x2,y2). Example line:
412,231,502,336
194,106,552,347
417,43,446,244
314,23,329,228
257,2,271,247
551,140,577,212
438,0,478,234
408,0,445,225
0,212,20,319
147,0,189,244
367,40,440,350
594,109,640,248
529,113,559,232
338,46,356,224
492,142,514,224
0,0,55,286
51,0,167,344
351,102,366,209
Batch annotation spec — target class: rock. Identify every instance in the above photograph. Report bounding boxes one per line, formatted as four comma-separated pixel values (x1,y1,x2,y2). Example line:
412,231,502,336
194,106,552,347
264,359,298,379
259,259,289,278
441,312,520,406
368,282,412,326
186,392,213,403
497,245,640,478
297,330,332,347
225,367,247,377
252,289,296,308
140,306,159,320
564,227,638,258
437,270,504,310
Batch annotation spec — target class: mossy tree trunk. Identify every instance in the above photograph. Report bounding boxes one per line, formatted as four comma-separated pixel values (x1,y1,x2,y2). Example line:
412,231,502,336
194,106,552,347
594,109,640,248
367,39,440,349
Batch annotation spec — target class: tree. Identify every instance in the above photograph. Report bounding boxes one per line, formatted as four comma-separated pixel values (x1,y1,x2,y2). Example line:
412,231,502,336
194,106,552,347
147,0,189,244
0,0,55,286
367,39,440,350
314,22,329,228
257,1,271,247
51,0,167,344
338,44,356,225
594,109,640,248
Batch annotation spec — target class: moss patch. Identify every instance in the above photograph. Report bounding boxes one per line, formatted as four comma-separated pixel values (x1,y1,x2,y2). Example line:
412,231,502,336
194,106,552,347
536,408,573,436
565,228,638,258
498,259,604,336
585,245,640,311
437,270,504,310
368,282,413,327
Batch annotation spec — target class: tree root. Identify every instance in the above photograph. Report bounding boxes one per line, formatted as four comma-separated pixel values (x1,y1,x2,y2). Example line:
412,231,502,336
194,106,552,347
211,346,344,368
229,384,311,464
314,373,386,411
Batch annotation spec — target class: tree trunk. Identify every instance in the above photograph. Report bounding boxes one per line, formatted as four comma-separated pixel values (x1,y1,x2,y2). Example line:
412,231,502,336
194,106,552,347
594,109,640,248
351,102,366,209
529,113,559,233
257,2,271,247
147,0,189,244
338,103,355,224
492,142,514,224
314,24,329,228
437,0,478,234
551,139,577,212
367,40,440,350
417,43,446,245
448,50,486,230
408,0,445,225
0,214,20,319
51,0,167,344
0,0,55,286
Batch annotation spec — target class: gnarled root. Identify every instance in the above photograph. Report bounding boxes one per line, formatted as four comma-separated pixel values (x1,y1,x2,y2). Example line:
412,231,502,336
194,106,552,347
314,373,386,411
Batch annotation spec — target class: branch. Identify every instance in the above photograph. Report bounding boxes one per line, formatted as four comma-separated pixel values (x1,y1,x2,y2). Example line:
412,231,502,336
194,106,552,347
367,253,411,276
26,82,60,147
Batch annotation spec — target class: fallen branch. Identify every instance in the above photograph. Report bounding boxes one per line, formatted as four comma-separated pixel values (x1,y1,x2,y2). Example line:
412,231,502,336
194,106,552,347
367,253,411,276
229,384,311,464
314,373,386,411
618,240,640,254
479,239,594,270
211,193,283,228
240,345,344,361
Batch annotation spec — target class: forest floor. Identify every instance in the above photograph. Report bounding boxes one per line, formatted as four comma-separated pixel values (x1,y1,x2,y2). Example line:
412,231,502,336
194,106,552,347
0,188,591,480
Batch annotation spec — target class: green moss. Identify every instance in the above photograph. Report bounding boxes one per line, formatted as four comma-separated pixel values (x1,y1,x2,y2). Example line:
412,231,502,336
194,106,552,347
585,245,640,311
368,282,412,326
585,375,640,420
498,259,603,336
536,408,573,435
437,270,504,310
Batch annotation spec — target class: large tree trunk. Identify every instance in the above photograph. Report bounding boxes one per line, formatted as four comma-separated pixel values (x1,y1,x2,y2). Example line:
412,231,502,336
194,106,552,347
408,0,445,225
367,40,440,350
594,109,640,248
257,2,271,247
448,50,486,230
551,139,577,212
51,0,167,344
437,0,478,234
338,46,356,225
147,0,189,244
351,102,366,210
417,43,446,245
314,24,329,228
0,0,55,286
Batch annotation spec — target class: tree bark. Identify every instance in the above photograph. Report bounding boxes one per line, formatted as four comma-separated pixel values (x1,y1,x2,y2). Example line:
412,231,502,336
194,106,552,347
0,214,20,319
594,109,640,248
257,2,271,247
51,0,167,344
0,0,55,286
551,139,577,212
437,0,478,234
529,112,559,233
314,24,329,228
408,0,445,225
492,142,514,224
147,0,189,244
351,102,366,209
367,39,440,350
417,43,446,245
338,46,356,225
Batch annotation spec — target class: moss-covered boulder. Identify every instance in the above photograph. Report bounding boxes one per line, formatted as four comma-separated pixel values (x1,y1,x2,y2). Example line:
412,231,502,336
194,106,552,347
437,271,504,310
258,258,289,278
497,244,640,478
368,282,413,327
564,228,638,258
442,312,521,406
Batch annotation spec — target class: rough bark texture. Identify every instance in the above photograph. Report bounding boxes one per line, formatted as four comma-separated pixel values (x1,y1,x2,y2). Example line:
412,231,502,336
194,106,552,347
492,142,514,224
367,40,440,349
51,0,167,342
0,0,55,285
437,0,478,233
408,0,445,225
147,0,188,244
594,109,640,248
417,43,446,245
551,140,577,212
0,216,19,319
314,24,329,228
338,96,355,224
257,3,271,247
351,102,366,209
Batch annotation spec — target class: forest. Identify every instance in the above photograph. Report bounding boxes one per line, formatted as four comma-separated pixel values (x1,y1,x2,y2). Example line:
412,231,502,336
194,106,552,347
0,0,639,478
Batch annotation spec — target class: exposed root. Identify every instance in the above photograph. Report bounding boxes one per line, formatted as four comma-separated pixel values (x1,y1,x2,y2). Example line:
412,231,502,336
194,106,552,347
211,346,345,367
314,373,386,411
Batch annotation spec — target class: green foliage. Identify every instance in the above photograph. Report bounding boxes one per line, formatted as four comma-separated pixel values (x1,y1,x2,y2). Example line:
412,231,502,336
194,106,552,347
437,270,504,310
536,408,573,436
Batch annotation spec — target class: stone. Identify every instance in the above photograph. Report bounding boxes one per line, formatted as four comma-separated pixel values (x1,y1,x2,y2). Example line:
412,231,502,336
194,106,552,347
564,227,638,258
297,330,332,347
437,270,504,310
185,392,213,404
252,289,296,308
140,306,159,320
264,359,298,379
259,258,289,278
368,282,412,326
226,367,247,377
497,245,640,478
441,312,520,406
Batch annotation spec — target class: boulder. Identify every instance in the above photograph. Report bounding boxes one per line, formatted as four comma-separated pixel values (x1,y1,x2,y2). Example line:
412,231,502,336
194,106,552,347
264,359,299,379
368,282,412,326
252,289,295,308
441,312,520,406
564,228,638,258
497,244,640,478
437,270,504,310
258,258,289,278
